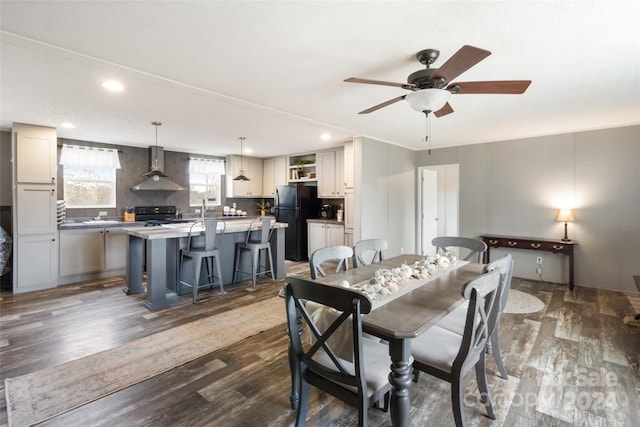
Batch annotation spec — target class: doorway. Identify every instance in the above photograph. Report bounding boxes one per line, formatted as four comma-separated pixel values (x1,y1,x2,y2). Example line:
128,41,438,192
418,164,459,255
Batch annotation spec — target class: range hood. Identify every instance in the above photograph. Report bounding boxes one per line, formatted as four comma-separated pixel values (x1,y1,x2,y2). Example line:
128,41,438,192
131,146,185,191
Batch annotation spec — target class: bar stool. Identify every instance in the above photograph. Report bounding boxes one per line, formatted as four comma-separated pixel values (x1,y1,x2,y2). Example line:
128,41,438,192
179,220,225,303
233,217,275,287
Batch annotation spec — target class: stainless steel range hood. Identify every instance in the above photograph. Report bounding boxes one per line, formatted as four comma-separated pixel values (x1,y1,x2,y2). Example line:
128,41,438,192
131,146,185,191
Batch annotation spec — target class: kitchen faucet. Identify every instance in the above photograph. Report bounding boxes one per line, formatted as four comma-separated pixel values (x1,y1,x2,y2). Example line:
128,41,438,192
201,199,206,222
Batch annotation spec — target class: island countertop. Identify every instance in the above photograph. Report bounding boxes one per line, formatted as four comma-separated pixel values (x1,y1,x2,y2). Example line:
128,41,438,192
122,217,287,240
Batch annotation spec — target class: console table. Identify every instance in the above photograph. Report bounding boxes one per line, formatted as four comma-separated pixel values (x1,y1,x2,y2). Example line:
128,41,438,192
479,234,578,291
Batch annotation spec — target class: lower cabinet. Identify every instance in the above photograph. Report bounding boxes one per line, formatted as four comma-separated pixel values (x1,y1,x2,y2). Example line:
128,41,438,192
15,233,58,292
59,227,127,278
307,221,345,257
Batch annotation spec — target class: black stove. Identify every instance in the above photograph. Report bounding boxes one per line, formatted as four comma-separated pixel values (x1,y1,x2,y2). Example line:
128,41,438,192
135,206,190,227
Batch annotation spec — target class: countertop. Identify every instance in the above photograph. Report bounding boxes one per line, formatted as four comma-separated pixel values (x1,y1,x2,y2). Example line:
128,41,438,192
122,217,287,240
58,215,264,230
306,218,345,225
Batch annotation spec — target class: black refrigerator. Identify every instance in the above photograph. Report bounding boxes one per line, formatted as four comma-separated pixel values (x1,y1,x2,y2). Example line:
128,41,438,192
275,185,321,261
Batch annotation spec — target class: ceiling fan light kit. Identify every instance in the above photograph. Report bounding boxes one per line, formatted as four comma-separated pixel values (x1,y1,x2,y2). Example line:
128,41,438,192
405,89,452,113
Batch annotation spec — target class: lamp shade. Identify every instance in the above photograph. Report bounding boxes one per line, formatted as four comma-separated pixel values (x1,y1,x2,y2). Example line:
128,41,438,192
556,209,575,222
405,89,452,113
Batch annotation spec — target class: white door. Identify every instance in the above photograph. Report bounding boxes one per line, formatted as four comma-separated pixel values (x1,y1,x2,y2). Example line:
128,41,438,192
420,165,459,256
421,169,438,255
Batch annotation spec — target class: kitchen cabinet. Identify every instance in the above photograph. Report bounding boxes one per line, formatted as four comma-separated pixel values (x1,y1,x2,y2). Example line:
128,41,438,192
12,123,58,293
16,185,57,234
344,140,354,189
15,234,58,292
14,123,57,184
317,149,345,198
307,221,345,257
262,156,287,197
226,155,263,197
59,226,127,277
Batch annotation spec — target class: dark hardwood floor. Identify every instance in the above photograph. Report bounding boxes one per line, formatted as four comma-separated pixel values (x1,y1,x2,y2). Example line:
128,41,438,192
1,262,639,426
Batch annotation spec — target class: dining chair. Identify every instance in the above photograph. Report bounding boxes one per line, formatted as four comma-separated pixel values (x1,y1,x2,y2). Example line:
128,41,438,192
432,236,488,263
284,276,391,427
309,245,353,279
432,254,514,380
179,220,225,303
411,269,501,427
233,217,275,288
352,238,388,268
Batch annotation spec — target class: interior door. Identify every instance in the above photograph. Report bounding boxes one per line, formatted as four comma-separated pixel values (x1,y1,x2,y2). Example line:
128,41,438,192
421,169,438,255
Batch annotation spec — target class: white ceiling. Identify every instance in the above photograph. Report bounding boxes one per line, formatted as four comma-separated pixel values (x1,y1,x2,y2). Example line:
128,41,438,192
1,1,639,158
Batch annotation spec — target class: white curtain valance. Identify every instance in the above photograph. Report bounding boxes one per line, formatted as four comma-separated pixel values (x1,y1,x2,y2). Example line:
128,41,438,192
60,144,121,169
189,157,225,175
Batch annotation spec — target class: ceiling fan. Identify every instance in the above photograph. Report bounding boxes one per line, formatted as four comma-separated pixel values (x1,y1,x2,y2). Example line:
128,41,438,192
345,45,531,117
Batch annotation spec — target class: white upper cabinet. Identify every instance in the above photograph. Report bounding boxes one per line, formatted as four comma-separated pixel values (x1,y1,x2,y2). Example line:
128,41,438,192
262,156,287,198
14,123,57,184
317,148,345,198
226,155,263,197
343,140,354,189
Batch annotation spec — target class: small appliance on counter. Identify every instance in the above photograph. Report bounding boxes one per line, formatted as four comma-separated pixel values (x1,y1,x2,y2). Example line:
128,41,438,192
320,204,335,219
336,204,344,222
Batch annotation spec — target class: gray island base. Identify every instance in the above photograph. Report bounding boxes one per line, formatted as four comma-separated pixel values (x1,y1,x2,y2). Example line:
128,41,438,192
122,218,287,310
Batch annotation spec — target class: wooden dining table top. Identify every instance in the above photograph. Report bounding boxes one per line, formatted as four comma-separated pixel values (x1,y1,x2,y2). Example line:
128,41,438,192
314,254,485,340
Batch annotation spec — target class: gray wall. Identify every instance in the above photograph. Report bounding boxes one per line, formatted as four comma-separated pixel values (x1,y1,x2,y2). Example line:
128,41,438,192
359,137,416,257
418,125,640,293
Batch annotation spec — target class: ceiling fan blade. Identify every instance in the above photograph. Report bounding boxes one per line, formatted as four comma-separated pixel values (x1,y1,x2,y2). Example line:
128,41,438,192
358,95,407,114
431,45,491,82
433,102,454,117
345,77,415,90
448,80,532,94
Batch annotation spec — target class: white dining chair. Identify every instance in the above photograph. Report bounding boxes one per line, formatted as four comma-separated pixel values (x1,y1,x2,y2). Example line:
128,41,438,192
309,245,353,279
352,238,388,267
432,236,488,263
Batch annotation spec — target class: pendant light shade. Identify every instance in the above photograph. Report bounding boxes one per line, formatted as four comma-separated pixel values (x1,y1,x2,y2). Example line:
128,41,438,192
233,136,250,181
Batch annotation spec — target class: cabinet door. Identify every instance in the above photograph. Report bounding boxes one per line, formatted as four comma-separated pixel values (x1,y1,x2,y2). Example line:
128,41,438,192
15,233,58,292
344,140,354,189
335,149,344,197
16,184,57,234
307,222,326,257
226,155,262,197
318,151,336,197
262,158,275,197
274,157,288,188
327,224,345,246
344,190,354,228
247,157,263,196
14,124,57,184
105,228,127,270
59,228,105,276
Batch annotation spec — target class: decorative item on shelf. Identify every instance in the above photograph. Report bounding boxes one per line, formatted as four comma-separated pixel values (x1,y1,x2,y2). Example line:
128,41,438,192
556,208,575,242
257,199,269,216
233,137,250,181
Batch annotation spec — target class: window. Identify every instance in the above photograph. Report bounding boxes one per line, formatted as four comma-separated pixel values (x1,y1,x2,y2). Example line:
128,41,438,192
189,157,225,207
60,144,120,208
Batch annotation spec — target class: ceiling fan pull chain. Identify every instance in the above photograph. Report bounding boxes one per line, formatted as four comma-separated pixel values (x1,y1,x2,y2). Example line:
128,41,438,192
425,111,432,155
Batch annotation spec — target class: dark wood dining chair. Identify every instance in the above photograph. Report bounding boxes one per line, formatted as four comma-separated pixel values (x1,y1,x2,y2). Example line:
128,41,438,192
309,245,353,279
411,269,501,427
178,220,225,303
432,236,488,263
284,276,391,427
352,238,388,267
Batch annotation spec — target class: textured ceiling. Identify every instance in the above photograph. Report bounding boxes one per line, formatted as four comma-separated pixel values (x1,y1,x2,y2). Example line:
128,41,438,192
1,1,638,158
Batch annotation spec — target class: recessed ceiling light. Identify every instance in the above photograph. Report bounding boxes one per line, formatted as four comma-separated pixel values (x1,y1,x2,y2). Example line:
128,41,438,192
244,148,253,154
321,133,331,141
60,122,76,129
102,80,124,92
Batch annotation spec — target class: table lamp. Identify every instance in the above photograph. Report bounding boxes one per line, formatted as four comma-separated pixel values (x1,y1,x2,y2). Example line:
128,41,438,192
556,209,574,242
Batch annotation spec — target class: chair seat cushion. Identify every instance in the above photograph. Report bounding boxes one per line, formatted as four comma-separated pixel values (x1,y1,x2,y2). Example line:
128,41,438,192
434,301,468,335
313,338,390,397
411,325,463,374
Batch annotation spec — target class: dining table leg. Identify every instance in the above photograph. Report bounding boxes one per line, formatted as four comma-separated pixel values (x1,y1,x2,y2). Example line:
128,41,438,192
388,338,412,427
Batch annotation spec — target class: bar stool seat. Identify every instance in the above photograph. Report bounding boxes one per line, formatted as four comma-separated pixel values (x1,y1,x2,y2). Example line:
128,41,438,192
179,220,225,303
233,217,275,287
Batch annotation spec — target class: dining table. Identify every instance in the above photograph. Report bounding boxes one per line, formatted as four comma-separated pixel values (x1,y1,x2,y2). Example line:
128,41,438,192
294,254,485,427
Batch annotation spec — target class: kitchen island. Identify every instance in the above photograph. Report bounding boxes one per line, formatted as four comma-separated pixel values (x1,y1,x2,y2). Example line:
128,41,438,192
122,218,287,311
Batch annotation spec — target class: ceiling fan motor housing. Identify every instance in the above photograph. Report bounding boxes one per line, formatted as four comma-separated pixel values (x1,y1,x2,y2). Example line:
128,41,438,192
407,69,447,89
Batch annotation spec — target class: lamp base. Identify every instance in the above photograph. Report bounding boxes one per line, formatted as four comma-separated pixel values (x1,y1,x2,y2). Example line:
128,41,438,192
561,221,570,242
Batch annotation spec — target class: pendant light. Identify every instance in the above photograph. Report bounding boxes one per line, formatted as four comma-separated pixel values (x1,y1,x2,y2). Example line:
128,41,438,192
233,136,250,181
144,121,168,180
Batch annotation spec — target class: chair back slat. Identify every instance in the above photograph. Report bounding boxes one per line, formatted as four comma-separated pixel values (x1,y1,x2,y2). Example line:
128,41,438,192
353,238,388,267
246,217,273,245
309,245,353,279
432,236,487,263
483,254,514,337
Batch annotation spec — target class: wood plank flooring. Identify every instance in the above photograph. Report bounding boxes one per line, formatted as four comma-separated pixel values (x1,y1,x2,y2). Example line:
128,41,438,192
1,262,639,426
